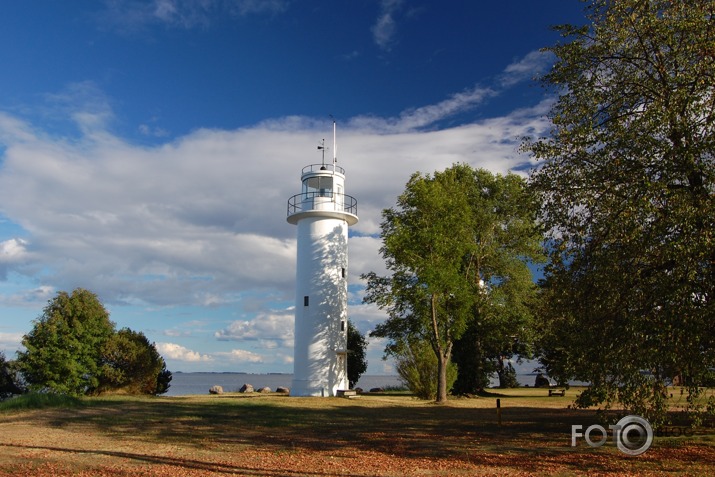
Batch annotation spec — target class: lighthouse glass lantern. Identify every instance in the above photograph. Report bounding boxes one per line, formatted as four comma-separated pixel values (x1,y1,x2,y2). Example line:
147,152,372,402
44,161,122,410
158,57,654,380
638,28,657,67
286,134,358,397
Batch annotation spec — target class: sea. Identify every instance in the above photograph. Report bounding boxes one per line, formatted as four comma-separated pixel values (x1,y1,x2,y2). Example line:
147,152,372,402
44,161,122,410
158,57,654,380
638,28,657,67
164,372,564,396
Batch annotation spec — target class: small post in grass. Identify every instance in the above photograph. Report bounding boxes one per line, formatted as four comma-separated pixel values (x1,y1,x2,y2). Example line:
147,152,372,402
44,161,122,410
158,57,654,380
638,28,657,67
496,398,502,426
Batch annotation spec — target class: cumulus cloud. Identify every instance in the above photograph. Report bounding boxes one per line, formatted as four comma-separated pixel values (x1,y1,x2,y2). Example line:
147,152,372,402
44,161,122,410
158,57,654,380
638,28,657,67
214,348,264,363
0,52,551,314
0,238,30,280
156,342,213,362
215,310,294,346
0,286,55,308
0,332,24,354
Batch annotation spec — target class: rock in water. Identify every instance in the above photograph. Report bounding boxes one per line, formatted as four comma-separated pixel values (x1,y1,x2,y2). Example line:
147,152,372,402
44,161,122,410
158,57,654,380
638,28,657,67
209,385,223,395
239,383,254,393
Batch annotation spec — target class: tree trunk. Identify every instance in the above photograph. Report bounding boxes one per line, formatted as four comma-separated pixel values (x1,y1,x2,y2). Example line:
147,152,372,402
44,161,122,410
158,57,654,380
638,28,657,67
436,351,448,403
430,293,450,403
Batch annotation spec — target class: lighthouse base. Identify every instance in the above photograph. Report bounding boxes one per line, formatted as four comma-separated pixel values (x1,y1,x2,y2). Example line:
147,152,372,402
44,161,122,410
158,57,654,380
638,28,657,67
290,378,348,397
290,379,330,397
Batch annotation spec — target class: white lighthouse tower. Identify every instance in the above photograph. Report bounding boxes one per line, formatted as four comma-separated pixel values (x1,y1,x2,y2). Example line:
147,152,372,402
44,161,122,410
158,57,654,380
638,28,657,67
287,124,358,397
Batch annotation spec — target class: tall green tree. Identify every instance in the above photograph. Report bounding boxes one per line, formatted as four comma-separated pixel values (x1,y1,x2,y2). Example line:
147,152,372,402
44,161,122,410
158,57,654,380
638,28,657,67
524,0,715,425
17,288,115,395
363,164,544,402
451,171,544,393
346,320,368,389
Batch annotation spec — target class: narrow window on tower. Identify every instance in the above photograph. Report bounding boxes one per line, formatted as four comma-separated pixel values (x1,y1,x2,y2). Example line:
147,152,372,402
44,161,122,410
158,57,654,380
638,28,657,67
341,267,346,278
341,321,345,332
304,296,309,306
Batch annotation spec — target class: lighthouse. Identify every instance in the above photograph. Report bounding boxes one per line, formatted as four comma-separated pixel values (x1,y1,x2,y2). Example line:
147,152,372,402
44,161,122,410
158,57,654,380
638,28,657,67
287,125,358,397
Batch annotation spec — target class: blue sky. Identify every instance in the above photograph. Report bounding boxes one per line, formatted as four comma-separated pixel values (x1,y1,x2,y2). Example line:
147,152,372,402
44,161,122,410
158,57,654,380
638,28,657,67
0,0,586,375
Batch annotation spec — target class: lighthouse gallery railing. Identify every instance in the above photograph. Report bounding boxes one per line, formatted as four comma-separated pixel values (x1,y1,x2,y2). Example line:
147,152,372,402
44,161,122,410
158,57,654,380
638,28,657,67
287,191,358,217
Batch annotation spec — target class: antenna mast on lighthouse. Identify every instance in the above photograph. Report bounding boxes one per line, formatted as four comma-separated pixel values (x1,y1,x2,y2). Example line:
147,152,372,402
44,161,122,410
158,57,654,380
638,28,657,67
333,119,337,172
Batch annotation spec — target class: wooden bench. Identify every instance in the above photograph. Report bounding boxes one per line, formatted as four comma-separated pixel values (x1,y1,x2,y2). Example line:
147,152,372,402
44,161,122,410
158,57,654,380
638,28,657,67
336,389,360,399
548,389,566,397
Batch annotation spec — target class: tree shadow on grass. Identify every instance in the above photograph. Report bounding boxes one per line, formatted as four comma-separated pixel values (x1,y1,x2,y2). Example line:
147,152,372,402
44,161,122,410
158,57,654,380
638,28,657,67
0,442,379,477
10,396,715,475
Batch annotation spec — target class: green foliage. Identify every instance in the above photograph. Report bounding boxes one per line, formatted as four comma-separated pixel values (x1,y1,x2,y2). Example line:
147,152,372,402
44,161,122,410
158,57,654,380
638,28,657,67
16,288,171,396
497,361,519,389
394,339,457,400
347,320,368,389
99,328,172,395
16,289,115,396
364,164,544,402
524,0,715,426
0,352,24,399
156,365,172,395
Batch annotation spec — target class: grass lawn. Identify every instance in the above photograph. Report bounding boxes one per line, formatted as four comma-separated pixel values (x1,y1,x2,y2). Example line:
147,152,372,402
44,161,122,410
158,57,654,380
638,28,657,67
0,387,713,476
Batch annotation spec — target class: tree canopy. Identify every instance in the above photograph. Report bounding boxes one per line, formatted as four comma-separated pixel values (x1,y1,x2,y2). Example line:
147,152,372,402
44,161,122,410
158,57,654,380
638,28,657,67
100,328,172,395
346,320,368,389
364,164,544,402
17,288,171,396
17,289,115,395
524,0,715,424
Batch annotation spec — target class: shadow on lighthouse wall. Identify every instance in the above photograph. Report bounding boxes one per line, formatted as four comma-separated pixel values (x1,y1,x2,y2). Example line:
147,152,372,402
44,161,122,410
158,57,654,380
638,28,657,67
293,222,350,396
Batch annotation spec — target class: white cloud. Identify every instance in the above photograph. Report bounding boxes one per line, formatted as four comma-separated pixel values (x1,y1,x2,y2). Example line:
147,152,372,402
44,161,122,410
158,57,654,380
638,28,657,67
42,81,115,135
0,333,24,354
0,239,30,280
215,310,294,346
214,348,264,363
372,0,403,51
0,55,552,312
156,342,214,362
349,85,496,134
162,329,191,337
0,238,27,258
500,50,556,87
347,235,386,281
0,112,37,144
0,286,55,308
138,123,169,138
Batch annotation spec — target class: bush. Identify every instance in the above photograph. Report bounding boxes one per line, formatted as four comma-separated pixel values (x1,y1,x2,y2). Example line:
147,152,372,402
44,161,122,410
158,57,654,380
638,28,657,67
395,340,457,400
